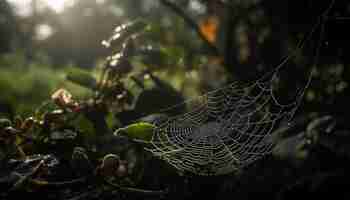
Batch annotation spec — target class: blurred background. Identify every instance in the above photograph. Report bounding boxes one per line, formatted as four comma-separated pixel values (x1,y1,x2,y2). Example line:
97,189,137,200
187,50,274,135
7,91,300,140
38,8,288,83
0,0,349,119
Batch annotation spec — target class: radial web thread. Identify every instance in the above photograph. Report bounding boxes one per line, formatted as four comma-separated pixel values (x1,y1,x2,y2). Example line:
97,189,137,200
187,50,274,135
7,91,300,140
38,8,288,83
145,72,301,176
141,0,336,176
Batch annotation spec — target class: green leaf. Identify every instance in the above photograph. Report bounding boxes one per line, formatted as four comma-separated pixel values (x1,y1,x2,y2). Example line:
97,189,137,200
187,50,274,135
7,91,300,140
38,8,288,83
66,68,97,90
114,122,155,142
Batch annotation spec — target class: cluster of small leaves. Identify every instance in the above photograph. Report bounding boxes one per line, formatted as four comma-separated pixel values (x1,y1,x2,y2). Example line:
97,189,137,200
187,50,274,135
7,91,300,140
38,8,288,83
0,20,170,199
64,20,149,113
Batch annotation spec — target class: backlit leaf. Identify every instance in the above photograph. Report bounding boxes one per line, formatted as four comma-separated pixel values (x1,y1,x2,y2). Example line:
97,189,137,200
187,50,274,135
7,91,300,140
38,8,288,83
199,15,219,44
114,122,155,142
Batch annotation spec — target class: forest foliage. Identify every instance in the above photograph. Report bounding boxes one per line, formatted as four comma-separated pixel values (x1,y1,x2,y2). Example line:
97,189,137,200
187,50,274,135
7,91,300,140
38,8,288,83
1,0,350,199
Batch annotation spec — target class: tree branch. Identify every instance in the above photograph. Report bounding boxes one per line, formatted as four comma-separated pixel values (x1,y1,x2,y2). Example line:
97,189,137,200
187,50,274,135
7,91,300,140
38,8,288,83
159,0,220,55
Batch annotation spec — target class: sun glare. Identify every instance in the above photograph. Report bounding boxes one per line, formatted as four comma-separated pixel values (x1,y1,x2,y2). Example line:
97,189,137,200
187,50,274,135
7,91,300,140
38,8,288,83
44,0,74,13
7,0,75,15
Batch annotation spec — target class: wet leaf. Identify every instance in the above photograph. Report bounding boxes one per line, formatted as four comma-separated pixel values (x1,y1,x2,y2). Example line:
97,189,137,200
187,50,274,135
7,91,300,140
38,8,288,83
98,154,120,178
114,122,155,142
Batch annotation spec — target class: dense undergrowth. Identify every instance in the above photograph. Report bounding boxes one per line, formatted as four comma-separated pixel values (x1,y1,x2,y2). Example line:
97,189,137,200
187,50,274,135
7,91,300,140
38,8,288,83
1,0,350,199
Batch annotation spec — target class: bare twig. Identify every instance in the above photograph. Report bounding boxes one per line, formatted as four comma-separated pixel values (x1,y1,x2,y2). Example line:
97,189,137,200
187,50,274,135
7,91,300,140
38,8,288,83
159,0,220,55
29,177,88,189
103,178,167,196
67,187,100,200
328,17,350,21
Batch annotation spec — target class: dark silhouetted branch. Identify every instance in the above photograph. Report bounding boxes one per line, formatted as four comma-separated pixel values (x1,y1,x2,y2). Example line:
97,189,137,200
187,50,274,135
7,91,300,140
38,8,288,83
104,178,167,196
159,0,220,55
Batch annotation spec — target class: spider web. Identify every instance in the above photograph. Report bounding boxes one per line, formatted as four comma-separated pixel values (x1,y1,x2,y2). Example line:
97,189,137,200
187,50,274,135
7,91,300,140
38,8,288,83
140,0,336,176
145,74,299,176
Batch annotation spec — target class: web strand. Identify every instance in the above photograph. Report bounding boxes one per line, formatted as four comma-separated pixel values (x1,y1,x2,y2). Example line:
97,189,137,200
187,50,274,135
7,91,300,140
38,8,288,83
139,0,337,176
